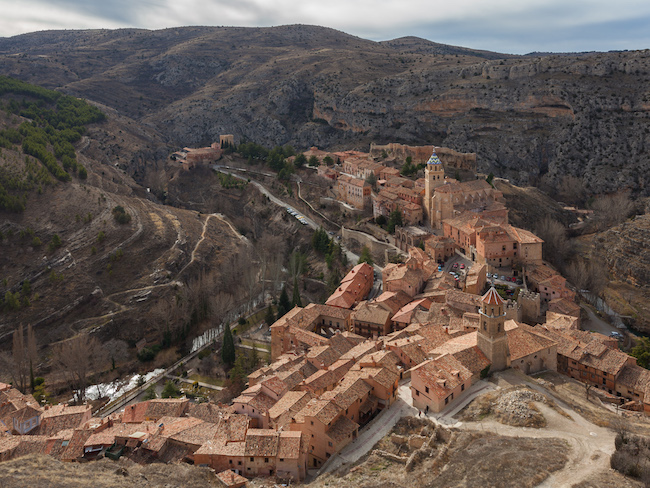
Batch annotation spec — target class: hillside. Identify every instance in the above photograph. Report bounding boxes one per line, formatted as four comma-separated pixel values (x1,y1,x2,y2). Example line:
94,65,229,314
0,25,649,196
0,78,261,368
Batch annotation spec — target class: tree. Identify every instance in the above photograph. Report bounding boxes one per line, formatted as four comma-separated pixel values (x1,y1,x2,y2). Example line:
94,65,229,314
221,323,236,366
375,215,387,226
277,286,291,318
143,384,157,400
535,217,573,267
631,337,650,369
592,191,635,230
53,334,107,404
308,155,319,166
387,209,403,233
294,153,307,168
161,380,181,398
323,156,333,166
365,172,377,190
292,276,302,307
10,324,36,392
264,306,276,326
358,246,373,266
486,172,494,187
48,234,62,252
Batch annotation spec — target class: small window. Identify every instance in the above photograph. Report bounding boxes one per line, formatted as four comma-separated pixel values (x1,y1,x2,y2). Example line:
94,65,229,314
229,460,232,464
445,397,449,405
328,441,333,447
425,386,429,394
279,458,284,462
265,458,269,463
238,461,242,466
461,384,465,391
250,457,254,462
310,421,314,425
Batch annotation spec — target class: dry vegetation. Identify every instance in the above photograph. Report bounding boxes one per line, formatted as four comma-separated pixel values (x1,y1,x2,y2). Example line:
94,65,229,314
457,385,566,428
0,455,220,488
305,417,568,488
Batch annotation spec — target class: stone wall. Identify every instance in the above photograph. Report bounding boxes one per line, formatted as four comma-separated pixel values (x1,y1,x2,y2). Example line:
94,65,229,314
369,143,477,171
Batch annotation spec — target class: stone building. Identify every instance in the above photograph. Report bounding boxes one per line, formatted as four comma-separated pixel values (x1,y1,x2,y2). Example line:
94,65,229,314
336,175,371,209
476,287,510,372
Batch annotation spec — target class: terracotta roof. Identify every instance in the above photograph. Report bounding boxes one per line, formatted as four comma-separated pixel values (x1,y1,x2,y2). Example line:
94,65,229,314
340,340,381,361
481,287,504,306
295,399,341,426
412,355,473,398
232,391,276,414
321,377,371,411
216,469,248,488
37,404,91,435
301,369,338,392
505,321,556,361
170,420,219,448
187,402,234,423
617,364,650,393
277,431,303,459
244,429,279,457
326,415,358,444
391,298,432,325
268,391,313,424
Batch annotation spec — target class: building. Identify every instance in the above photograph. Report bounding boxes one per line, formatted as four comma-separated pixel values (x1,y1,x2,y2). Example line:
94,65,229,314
336,175,371,209
476,287,511,372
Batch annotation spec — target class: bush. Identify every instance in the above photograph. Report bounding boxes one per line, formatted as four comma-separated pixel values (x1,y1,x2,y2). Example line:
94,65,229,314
161,380,181,399
112,205,131,224
137,344,161,362
48,234,62,252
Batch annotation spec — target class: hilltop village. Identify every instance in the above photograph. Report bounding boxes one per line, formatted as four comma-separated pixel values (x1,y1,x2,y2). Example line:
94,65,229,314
0,143,646,485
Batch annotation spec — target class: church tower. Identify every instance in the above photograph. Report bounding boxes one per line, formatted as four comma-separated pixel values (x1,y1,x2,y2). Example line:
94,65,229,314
477,286,510,372
424,149,445,228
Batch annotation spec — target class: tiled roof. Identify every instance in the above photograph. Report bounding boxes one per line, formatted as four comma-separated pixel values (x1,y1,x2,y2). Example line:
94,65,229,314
277,431,303,459
326,415,359,444
295,399,341,426
617,364,650,393
37,404,91,435
340,340,380,361
216,469,248,488
301,369,337,392
186,402,233,423
268,391,312,423
321,377,371,411
505,321,556,361
481,287,504,306
391,298,432,325
412,355,472,398
232,391,276,414
244,429,279,457
170,420,219,448
427,151,442,165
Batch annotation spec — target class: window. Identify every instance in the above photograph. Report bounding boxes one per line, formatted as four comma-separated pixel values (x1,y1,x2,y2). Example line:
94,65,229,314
279,458,284,462
328,441,333,447
238,461,242,466
445,397,449,405
265,458,269,463
250,457,254,462
310,421,314,425
229,460,233,464
326,453,331,458
461,384,465,392
415,389,420,396
425,386,429,394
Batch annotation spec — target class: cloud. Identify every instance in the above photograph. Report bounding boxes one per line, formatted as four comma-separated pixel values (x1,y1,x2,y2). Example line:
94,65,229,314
1,0,650,54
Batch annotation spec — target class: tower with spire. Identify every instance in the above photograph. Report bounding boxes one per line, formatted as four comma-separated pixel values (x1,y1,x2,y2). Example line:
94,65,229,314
477,286,510,372
423,149,444,226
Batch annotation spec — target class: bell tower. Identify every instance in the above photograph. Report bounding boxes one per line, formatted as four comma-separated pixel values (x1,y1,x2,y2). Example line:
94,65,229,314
424,149,444,227
477,287,510,372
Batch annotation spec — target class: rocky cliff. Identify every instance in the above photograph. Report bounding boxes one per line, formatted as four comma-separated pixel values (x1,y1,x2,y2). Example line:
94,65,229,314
1,25,649,195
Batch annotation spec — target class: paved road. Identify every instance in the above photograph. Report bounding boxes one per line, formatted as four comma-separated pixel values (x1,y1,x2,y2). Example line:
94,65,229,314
581,303,620,337
319,381,418,475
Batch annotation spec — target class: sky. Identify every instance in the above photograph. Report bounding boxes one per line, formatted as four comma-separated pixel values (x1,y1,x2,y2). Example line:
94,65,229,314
1,0,650,55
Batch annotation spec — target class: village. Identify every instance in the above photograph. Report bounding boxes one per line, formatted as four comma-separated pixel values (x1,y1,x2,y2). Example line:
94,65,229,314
0,142,646,487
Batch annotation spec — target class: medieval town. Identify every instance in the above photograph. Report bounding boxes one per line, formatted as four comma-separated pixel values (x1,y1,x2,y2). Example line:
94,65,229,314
0,141,642,486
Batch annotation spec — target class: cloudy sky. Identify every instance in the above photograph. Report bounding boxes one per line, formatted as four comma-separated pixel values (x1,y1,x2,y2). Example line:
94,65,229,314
1,0,650,54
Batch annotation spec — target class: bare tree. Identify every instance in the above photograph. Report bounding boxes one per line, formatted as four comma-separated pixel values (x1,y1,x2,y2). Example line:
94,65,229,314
8,324,37,393
53,334,108,404
565,258,609,298
592,191,635,230
557,175,587,206
535,217,574,267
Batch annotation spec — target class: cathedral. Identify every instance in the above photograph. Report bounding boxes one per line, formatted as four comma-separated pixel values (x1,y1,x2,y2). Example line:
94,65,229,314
423,149,507,229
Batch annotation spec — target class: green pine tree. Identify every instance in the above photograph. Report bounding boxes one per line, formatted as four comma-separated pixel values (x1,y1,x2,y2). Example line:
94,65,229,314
358,246,374,266
265,306,276,326
221,323,236,366
292,276,302,307
277,286,291,318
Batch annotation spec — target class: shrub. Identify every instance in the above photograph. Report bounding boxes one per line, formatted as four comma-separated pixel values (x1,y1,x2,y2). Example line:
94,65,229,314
48,234,62,252
112,205,131,224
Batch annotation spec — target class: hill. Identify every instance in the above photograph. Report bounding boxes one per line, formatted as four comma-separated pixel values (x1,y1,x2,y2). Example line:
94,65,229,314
0,25,648,197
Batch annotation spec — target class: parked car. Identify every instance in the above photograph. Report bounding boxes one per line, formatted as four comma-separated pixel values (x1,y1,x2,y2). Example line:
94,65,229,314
460,264,465,269
500,276,506,281
438,265,443,271
453,263,459,269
